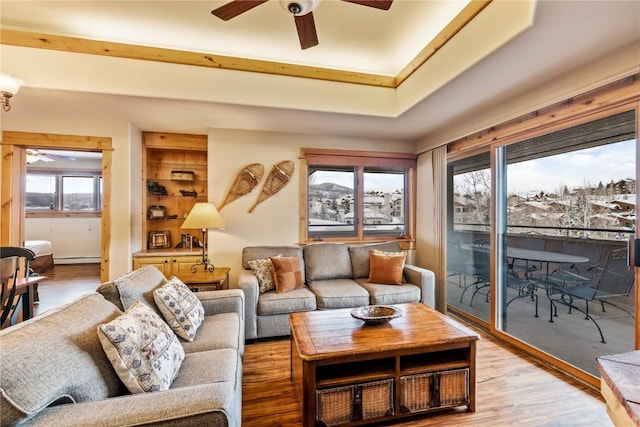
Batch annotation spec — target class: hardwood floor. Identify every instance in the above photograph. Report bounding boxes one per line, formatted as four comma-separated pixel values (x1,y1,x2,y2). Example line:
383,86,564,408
34,263,101,316
33,265,613,426
244,334,612,427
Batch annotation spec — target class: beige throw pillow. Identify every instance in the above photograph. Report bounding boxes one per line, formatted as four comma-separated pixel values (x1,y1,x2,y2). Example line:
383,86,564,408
249,256,279,293
97,301,184,393
154,276,204,342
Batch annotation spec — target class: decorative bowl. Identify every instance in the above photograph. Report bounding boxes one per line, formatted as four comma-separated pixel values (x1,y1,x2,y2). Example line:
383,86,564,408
350,305,403,326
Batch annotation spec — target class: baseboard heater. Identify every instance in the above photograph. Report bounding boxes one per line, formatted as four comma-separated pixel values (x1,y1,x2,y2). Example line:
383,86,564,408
54,257,101,265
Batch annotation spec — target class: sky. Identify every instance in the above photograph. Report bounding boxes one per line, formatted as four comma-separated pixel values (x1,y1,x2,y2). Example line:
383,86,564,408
311,140,636,196
506,139,635,194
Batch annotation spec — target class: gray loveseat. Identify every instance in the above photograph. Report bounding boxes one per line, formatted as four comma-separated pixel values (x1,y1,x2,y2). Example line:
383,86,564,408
238,241,435,340
0,266,244,427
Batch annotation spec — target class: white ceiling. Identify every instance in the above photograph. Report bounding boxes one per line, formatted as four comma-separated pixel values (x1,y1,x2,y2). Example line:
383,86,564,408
1,0,639,142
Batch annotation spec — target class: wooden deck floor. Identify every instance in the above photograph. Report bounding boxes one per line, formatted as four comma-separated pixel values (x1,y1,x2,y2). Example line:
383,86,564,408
35,264,613,426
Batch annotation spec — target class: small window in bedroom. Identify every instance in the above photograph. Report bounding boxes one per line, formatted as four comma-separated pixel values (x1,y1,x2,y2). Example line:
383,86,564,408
26,171,102,215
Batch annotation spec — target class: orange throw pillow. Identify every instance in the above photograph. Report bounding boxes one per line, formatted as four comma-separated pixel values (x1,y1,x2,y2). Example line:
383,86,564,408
270,256,304,293
367,251,406,285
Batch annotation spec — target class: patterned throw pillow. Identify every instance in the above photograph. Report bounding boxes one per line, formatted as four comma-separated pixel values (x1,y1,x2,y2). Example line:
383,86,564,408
368,250,406,285
153,276,205,342
270,256,304,293
97,301,185,394
248,256,279,293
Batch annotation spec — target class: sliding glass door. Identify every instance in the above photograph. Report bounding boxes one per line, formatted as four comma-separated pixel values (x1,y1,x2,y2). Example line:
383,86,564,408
447,109,637,377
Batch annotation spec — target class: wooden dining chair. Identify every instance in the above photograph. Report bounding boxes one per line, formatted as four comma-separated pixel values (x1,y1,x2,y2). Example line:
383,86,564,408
0,246,38,302
1,256,20,329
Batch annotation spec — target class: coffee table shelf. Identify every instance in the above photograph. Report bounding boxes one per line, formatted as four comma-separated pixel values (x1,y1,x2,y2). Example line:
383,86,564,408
290,303,479,426
317,359,395,388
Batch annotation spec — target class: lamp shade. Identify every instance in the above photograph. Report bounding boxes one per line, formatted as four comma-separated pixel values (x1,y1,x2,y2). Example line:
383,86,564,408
181,203,226,230
0,74,24,95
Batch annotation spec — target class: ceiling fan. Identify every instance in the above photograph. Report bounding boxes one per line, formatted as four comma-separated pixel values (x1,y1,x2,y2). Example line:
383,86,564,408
26,149,76,164
211,0,393,50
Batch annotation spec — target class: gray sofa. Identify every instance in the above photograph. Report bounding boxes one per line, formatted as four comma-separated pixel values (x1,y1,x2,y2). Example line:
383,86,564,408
0,266,244,427
237,241,435,340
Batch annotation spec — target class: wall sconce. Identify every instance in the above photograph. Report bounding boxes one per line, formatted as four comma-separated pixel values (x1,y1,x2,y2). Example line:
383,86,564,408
181,203,226,272
0,74,24,112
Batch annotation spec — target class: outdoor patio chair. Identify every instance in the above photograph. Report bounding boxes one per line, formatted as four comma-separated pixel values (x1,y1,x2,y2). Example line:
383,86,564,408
465,240,538,317
459,240,491,304
543,238,602,289
510,232,547,278
548,247,635,343
447,235,473,288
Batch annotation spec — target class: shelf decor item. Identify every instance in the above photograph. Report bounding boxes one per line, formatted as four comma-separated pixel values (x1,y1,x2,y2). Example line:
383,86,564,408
170,170,195,181
147,205,167,219
219,163,265,211
350,305,403,325
146,180,168,196
148,231,171,249
248,160,294,213
181,203,226,272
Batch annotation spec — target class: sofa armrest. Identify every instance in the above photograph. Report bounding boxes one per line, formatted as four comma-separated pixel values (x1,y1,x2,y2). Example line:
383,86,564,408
25,382,240,427
404,264,435,308
236,269,259,340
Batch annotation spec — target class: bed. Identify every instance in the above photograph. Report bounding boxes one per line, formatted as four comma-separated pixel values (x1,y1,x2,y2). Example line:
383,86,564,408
24,240,55,273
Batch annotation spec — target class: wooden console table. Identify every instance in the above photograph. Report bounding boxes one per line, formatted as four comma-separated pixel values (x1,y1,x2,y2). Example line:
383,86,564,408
290,303,479,426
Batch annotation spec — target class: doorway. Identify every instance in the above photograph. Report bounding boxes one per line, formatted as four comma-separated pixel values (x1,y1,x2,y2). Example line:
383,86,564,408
0,131,112,282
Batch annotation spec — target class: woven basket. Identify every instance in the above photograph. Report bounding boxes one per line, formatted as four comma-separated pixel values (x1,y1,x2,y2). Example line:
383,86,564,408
400,368,469,413
316,379,393,426
317,385,353,426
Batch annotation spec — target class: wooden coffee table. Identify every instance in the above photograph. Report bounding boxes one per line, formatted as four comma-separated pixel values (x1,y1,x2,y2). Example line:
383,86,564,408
290,303,479,427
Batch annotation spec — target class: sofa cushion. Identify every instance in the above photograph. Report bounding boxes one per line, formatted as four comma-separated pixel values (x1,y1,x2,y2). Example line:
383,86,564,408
257,287,317,315
307,279,370,309
368,250,406,285
180,312,243,354
154,276,205,342
172,348,240,389
356,279,421,305
349,241,401,279
271,256,304,293
248,257,277,293
243,246,305,283
0,294,125,426
97,301,185,394
97,265,168,315
304,243,353,281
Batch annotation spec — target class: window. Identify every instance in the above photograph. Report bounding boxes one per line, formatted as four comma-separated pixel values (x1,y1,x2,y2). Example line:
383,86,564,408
302,148,415,242
26,171,102,213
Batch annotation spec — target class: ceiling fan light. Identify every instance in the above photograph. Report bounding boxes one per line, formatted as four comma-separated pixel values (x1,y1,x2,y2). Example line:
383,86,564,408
279,0,320,16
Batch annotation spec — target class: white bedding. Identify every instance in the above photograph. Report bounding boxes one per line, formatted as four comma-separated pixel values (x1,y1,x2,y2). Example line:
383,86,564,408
24,240,53,257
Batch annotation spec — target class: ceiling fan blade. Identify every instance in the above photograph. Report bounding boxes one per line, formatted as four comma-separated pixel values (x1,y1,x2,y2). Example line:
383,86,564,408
294,13,318,50
341,0,393,10
211,0,268,21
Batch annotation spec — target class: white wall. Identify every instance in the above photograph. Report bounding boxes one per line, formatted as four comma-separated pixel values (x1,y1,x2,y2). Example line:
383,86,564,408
25,217,101,263
208,128,416,285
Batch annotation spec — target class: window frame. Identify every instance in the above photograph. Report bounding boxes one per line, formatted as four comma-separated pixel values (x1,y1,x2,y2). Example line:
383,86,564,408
25,169,103,217
301,148,416,244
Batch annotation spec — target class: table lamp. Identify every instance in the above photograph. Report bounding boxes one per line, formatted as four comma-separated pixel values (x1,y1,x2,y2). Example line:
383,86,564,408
181,202,226,272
